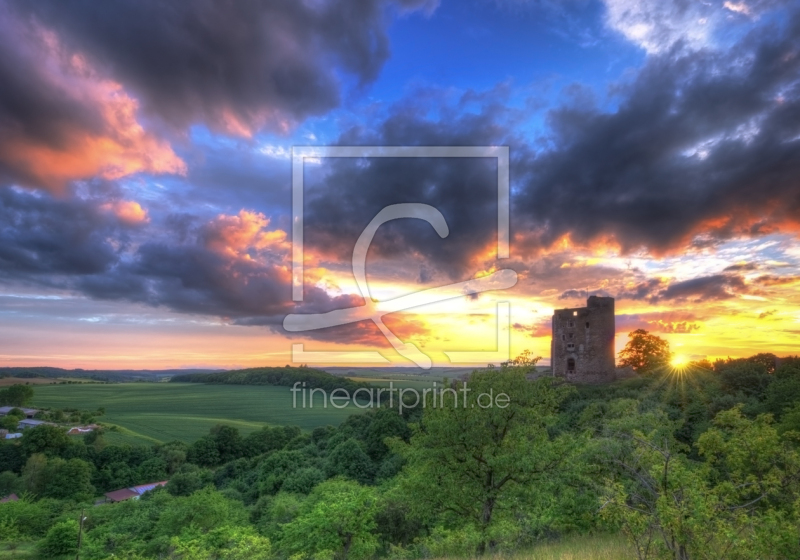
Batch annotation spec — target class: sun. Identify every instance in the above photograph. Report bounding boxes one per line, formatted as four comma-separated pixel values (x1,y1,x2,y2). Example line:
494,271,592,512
671,355,688,368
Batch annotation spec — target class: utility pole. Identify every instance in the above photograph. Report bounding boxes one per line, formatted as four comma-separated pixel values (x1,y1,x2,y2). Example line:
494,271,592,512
75,509,86,560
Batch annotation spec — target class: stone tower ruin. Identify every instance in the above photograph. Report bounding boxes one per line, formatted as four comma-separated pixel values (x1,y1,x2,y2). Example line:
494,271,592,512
551,296,616,383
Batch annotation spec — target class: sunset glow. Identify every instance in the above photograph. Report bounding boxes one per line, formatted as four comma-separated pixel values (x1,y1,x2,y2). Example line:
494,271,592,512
1,0,799,369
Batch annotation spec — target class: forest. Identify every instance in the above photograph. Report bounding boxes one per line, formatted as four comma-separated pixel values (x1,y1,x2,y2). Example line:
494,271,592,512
1,332,800,560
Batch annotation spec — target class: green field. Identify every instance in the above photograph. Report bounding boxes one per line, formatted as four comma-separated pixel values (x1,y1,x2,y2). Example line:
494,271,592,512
31,383,365,445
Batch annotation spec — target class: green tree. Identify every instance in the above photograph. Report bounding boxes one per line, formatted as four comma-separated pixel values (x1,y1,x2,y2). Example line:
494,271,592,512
282,467,325,494
279,478,379,560
21,424,70,456
38,519,79,558
390,365,575,554
158,487,248,536
618,329,671,374
602,406,800,559
41,457,95,501
0,470,20,496
210,424,245,463
325,438,374,484
0,385,34,407
188,436,221,467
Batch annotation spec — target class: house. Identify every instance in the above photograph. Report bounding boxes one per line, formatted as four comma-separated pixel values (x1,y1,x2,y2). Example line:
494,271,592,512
0,407,39,419
4,433,22,439
0,494,18,503
17,419,48,429
104,481,168,503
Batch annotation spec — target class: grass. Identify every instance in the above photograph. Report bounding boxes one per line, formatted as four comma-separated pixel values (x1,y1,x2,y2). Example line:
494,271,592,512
455,535,633,560
0,542,37,560
31,383,366,445
515,534,633,559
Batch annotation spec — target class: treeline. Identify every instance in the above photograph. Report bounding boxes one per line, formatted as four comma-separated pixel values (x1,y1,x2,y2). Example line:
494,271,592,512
3,348,800,559
171,366,372,394
0,366,220,383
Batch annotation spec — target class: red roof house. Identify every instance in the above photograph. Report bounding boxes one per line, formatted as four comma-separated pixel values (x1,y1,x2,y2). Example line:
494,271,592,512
104,481,168,503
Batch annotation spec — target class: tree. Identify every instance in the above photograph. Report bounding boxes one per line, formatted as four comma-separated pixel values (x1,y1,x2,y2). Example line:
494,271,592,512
390,364,575,554
618,329,671,374
158,487,248,536
23,454,95,500
0,385,34,407
325,438,374,484
210,424,245,463
38,519,79,558
279,478,380,560
20,424,70,456
719,361,771,397
602,406,800,560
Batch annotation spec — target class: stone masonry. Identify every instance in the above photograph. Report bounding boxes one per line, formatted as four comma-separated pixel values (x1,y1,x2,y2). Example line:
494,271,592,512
551,296,616,383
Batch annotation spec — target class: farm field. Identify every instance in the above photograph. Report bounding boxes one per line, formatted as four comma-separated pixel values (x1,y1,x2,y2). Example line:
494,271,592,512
31,383,366,445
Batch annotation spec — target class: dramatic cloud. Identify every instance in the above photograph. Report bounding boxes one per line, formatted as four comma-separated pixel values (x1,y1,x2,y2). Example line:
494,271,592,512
0,189,363,335
9,0,436,137
0,7,185,193
517,11,800,255
302,90,520,280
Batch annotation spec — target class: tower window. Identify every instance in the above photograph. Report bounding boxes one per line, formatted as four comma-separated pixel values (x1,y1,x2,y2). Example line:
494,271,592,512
567,358,575,372
567,343,575,351
573,311,577,316
585,322,590,328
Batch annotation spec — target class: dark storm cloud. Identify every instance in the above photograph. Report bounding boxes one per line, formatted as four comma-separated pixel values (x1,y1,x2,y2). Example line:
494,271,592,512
9,0,433,135
0,188,121,278
514,12,800,254
302,88,524,280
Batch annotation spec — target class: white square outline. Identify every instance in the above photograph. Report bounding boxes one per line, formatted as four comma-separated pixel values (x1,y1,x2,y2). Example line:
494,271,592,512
291,146,510,365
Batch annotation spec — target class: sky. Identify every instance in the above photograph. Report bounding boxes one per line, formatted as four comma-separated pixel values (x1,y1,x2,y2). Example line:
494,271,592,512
0,0,799,370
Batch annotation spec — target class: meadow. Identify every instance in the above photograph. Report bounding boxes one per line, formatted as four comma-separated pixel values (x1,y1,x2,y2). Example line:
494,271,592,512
30,382,366,444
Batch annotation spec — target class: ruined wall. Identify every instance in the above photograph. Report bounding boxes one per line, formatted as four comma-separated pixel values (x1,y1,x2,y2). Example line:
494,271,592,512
550,296,616,383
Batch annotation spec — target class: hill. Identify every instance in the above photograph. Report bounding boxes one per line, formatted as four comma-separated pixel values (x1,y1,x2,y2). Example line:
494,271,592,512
170,365,371,393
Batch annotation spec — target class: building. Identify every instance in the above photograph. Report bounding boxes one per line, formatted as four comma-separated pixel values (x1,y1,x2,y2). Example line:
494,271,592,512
104,481,168,503
17,419,48,429
0,407,39,418
551,295,616,383
0,494,18,503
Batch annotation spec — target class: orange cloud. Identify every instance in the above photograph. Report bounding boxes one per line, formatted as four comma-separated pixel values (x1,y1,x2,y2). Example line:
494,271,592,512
203,210,289,261
0,24,185,193
102,200,149,225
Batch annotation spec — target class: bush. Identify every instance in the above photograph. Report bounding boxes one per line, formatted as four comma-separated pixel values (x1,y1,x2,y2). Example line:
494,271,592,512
38,519,79,558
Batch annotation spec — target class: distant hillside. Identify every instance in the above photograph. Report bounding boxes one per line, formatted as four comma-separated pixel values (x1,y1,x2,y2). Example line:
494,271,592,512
171,366,371,393
0,367,223,383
